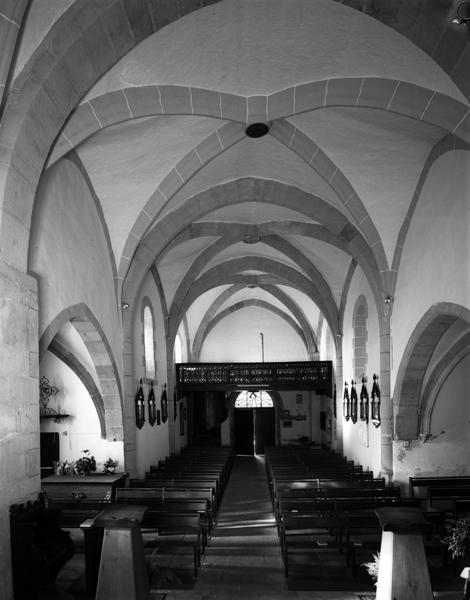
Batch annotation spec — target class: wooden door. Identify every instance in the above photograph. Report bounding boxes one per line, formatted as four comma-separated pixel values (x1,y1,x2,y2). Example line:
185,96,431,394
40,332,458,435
254,407,275,454
234,409,254,454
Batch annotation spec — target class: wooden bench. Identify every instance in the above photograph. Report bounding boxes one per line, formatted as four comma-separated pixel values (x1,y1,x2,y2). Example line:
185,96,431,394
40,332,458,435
322,486,400,499
341,511,383,576
116,487,213,538
428,486,470,515
279,511,347,578
132,478,218,512
46,499,112,529
409,476,470,514
10,500,75,599
141,512,204,578
409,476,470,498
146,472,221,503
81,507,204,594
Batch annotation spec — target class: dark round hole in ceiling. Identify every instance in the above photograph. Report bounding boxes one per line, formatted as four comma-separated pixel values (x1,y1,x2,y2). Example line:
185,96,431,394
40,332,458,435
245,122,270,138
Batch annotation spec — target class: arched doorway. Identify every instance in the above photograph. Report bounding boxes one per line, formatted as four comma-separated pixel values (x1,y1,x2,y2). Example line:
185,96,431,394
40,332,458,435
233,391,275,455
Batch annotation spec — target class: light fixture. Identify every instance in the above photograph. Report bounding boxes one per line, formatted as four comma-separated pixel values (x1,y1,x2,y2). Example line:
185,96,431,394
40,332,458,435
243,233,261,244
452,2,470,24
120,302,130,310
245,122,271,138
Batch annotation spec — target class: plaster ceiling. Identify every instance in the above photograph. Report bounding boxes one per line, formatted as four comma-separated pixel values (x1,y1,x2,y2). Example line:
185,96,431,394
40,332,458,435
24,0,469,360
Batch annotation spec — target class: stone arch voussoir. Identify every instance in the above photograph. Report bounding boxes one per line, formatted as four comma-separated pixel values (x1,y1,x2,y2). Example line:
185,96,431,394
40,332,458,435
123,178,378,306
419,331,470,437
168,256,339,341
48,79,470,169
0,0,224,272
393,302,470,441
39,303,123,441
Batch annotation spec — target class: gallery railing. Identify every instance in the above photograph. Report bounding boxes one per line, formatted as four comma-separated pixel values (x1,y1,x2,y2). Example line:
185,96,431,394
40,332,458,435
176,361,332,395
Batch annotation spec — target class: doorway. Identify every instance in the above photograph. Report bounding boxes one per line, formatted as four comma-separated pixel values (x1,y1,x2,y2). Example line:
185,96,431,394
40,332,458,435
233,391,275,455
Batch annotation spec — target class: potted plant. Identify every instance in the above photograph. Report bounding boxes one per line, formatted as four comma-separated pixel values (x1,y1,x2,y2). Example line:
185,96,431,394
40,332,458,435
74,449,96,475
443,519,470,599
103,457,118,474
362,551,380,588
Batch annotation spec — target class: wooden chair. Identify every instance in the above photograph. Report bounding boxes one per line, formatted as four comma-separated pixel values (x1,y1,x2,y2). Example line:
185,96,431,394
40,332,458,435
10,500,75,599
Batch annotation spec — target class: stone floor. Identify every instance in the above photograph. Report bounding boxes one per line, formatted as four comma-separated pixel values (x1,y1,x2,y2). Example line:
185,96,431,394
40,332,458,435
53,454,463,600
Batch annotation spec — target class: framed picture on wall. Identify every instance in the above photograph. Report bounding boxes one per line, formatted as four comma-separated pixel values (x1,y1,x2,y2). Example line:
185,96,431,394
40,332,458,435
342,382,350,421
179,402,185,436
135,379,145,429
148,380,156,426
350,380,358,424
370,374,381,428
359,377,369,423
161,383,168,423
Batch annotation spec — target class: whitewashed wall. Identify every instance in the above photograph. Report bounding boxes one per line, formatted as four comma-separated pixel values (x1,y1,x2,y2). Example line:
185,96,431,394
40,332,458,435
39,352,124,469
199,306,308,362
132,273,170,477
341,267,382,475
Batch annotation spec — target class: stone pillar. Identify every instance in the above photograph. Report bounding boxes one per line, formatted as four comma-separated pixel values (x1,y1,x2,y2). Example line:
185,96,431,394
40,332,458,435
0,1,30,113
380,307,393,480
166,336,177,454
375,507,434,600
334,342,343,454
122,307,137,476
0,260,39,600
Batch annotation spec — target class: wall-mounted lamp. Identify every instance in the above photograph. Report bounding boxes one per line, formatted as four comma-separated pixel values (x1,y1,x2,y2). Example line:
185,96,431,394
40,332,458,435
452,2,470,25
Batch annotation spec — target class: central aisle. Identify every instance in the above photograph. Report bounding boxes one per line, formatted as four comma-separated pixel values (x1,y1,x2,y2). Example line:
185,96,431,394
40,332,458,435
194,454,287,594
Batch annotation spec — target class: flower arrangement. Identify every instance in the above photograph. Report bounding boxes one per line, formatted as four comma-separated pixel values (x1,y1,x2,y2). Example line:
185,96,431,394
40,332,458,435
443,519,470,560
103,457,118,474
74,449,96,475
362,552,380,586
54,460,74,476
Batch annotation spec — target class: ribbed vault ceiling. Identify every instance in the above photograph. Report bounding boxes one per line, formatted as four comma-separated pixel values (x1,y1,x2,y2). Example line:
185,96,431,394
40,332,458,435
19,0,469,360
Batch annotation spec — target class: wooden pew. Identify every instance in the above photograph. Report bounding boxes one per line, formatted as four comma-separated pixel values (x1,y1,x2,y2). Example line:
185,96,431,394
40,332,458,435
409,475,470,515
146,472,221,503
81,508,204,595
141,512,204,578
158,454,233,487
132,478,218,511
409,475,470,495
343,511,382,576
10,500,75,599
116,487,213,539
279,511,347,578
46,499,111,529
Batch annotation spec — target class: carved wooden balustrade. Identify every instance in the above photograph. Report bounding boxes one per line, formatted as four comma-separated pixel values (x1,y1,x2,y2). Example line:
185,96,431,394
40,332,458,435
176,361,332,395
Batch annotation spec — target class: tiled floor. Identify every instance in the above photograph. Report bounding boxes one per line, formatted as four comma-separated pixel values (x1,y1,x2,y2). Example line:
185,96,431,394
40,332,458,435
54,455,463,600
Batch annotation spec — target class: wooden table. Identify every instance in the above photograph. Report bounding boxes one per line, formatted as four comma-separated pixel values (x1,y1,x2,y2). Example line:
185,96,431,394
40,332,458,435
41,473,127,501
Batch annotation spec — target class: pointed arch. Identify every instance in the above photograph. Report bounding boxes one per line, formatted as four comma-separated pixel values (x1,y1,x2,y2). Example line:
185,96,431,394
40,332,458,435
39,302,123,441
393,302,470,440
193,299,314,360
